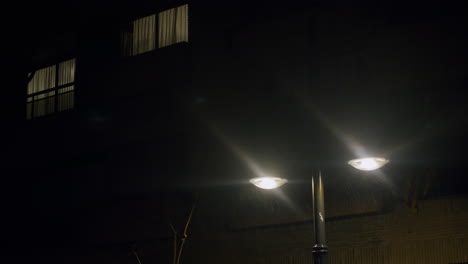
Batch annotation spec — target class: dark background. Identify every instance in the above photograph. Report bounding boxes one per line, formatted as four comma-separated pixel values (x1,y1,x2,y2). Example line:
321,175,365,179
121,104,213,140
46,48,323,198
3,0,468,263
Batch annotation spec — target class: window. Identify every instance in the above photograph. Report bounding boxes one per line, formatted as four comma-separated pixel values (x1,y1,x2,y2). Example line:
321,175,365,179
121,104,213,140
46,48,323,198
121,4,188,56
27,58,76,119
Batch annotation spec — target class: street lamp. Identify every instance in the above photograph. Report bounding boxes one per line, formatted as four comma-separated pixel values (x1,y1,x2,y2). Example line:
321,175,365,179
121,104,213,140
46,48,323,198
249,157,389,264
249,177,287,189
348,157,389,171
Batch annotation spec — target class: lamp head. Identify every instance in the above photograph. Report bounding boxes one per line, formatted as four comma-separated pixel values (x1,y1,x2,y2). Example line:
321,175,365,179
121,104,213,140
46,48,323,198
348,157,389,171
249,177,287,189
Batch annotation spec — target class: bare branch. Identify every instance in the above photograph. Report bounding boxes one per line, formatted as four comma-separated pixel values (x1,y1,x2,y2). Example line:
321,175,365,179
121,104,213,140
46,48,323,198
169,221,178,264
129,244,143,264
176,194,198,264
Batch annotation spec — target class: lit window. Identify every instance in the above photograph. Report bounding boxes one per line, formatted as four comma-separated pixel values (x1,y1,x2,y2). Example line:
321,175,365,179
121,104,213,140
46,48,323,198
121,4,188,56
27,58,76,119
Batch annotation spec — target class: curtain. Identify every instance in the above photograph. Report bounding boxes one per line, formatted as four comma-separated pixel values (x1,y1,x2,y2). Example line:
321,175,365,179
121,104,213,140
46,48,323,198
27,65,56,96
58,58,76,86
26,58,76,119
27,65,56,119
125,4,188,56
158,4,188,48
57,59,75,112
133,14,156,55
58,86,75,112
175,4,189,44
58,59,75,112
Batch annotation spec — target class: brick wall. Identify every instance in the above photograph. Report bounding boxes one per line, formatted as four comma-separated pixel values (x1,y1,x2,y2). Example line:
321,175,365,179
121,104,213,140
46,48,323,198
62,194,468,264
187,196,468,264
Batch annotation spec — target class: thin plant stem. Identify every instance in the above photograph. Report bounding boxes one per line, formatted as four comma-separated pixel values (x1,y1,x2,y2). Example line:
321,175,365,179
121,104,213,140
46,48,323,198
176,195,198,264
169,221,177,264
131,248,143,264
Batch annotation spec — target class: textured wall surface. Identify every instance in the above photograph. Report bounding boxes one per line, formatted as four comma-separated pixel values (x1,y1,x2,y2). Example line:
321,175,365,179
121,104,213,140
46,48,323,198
187,196,468,264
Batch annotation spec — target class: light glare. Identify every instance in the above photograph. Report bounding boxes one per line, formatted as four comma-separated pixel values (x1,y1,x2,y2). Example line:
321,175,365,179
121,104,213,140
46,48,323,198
348,157,389,171
249,177,287,189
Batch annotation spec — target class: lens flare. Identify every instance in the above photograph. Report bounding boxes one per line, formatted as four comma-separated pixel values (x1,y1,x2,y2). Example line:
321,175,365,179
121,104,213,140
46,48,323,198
348,157,389,171
249,177,288,189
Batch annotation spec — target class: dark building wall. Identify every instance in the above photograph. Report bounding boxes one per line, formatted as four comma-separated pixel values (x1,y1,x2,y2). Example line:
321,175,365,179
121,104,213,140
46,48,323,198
13,3,192,261
14,0,468,199
5,1,468,264
55,188,468,264
184,195,468,264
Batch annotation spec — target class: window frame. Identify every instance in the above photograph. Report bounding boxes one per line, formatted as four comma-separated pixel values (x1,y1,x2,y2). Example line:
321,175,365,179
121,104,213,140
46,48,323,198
26,58,76,119
121,3,189,57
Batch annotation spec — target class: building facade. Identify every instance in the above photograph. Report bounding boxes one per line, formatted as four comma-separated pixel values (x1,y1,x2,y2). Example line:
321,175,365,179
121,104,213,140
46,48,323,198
5,1,468,264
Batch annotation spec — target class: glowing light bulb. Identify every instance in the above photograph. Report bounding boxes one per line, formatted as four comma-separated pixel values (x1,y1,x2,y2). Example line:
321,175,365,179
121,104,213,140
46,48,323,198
348,157,389,171
249,177,287,189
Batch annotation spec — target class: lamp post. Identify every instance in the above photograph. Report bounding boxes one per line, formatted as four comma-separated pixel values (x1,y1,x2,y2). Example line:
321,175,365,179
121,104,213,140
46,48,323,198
249,157,389,264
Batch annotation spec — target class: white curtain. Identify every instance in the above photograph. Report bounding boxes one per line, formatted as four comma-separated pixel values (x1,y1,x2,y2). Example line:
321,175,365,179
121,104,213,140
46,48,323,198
27,65,56,119
58,85,75,112
175,4,189,44
124,4,188,56
26,58,76,119
133,14,156,55
158,4,188,48
58,58,76,86
27,65,56,96
58,59,76,112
